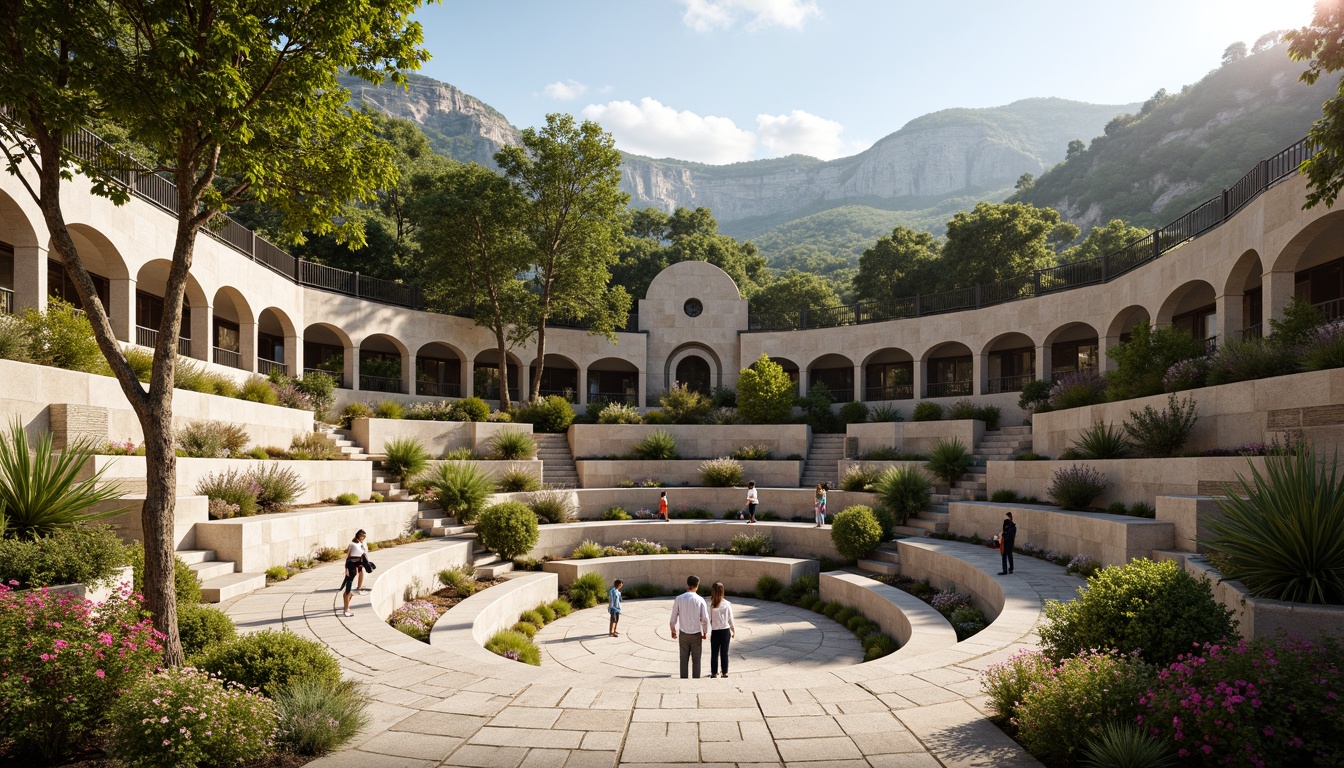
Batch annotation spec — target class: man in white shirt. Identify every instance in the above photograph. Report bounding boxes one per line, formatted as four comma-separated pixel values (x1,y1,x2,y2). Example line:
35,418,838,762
668,575,710,678
745,482,759,523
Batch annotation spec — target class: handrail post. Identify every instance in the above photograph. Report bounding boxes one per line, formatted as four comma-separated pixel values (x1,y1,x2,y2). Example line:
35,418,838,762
1101,253,1109,283
914,294,921,317
294,257,302,282
1221,187,1229,220
1153,231,1161,260
1032,271,1040,296
354,271,360,297
975,284,982,308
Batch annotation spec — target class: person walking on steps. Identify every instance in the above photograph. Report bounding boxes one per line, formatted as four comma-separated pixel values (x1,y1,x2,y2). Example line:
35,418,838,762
669,575,710,678
745,482,759,524
998,512,1017,575
708,582,735,678
340,529,369,617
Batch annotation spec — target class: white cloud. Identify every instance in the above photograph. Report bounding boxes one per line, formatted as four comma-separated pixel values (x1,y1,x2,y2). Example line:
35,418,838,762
581,98,756,164
679,0,820,32
755,109,853,160
542,79,588,101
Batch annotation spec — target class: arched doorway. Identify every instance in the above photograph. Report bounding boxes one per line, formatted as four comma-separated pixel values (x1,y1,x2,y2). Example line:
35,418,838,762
416,342,463,397
807,353,856,401
675,355,712,395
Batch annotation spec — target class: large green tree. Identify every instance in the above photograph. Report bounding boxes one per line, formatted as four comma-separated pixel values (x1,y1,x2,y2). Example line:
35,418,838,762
0,0,426,664
611,206,766,300
495,114,631,399
411,162,534,410
748,270,841,330
1289,3,1344,208
1059,219,1151,263
851,226,940,304
938,202,1079,289
737,354,795,424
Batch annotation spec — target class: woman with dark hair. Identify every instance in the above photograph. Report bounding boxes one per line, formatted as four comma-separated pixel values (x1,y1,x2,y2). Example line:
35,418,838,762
708,581,735,678
341,529,368,617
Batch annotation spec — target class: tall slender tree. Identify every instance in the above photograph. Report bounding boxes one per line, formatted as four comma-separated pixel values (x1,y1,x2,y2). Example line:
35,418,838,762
0,0,427,664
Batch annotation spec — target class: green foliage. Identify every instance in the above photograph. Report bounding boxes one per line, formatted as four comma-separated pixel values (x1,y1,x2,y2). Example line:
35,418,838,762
274,678,370,757
1106,322,1206,401
869,404,902,422
475,501,540,559
453,397,492,422
1205,336,1298,385
632,429,679,460
0,524,127,589
613,206,766,303
939,202,1077,288
981,649,1055,720
1269,295,1326,349
1123,393,1198,458
1209,446,1344,604
340,402,375,428
567,571,608,609
488,428,536,460
266,565,291,581
947,399,1000,429
511,620,537,638
755,574,783,600
797,381,839,432
1014,651,1156,764
176,419,250,458
1080,722,1177,768
601,506,631,520
737,354,797,424
196,469,259,518
0,314,32,364
528,490,576,524
240,376,280,405
1128,501,1155,518
872,467,932,528
383,436,430,480
659,384,713,424
862,631,899,660
250,463,304,513
0,422,122,539
484,629,541,665
596,401,643,424
177,602,237,659
925,438,972,485
550,598,573,617
536,602,556,623
749,270,841,330
852,225,940,304
290,430,339,461
519,608,545,630
513,395,575,433
911,401,943,421
729,532,776,556
699,457,744,487
335,492,359,505
127,542,202,604
1039,558,1236,665
1302,318,1344,372
838,400,868,424
18,299,107,374
990,489,1020,503
438,565,478,596
1047,465,1109,510
197,628,343,697
1018,379,1052,413
1073,422,1132,459
729,444,772,460
373,399,405,419
840,463,882,492
1050,371,1109,410
496,466,541,492
831,505,882,559
1059,219,1152,263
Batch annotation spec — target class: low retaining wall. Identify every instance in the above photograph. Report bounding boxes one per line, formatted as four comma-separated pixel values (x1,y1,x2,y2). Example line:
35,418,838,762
193,501,421,572
86,455,373,505
493,487,879,521
895,539,1007,621
948,501,1175,566
569,424,810,461
574,459,801,488
846,419,984,457
92,494,209,550
1156,495,1229,553
368,538,476,620
1172,554,1344,640
524,520,843,561
39,565,135,605
431,572,559,658
987,456,1268,507
351,417,532,456
542,554,817,594
818,572,955,658
836,460,936,486
423,459,542,484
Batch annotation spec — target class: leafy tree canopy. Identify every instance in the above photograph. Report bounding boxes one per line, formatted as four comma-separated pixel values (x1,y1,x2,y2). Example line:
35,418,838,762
611,206,766,299
851,225,939,304
938,202,1078,289
749,270,841,329
1289,5,1344,208
1059,219,1151,263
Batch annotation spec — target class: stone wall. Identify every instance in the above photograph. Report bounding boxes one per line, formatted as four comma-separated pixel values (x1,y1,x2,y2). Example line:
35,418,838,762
1172,554,1344,640
351,417,533,457
491,487,879,521
193,501,422,572
523,520,843,561
818,572,956,656
86,455,373,505
430,572,559,656
895,539,1006,620
423,459,543,484
1155,495,1230,553
368,538,476,620
948,501,1175,566
542,554,818,594
987,456,1268,507
846,419,984,457
568,424,810,461
92,494,210,550
574,459,801,488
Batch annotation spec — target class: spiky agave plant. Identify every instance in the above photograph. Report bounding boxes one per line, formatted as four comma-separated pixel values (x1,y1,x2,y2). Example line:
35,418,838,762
0,420,122,539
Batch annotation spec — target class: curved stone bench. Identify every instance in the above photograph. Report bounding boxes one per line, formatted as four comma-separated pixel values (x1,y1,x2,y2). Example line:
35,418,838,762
818,571,957,660
541,554,818,595
949,500,1175,566
368,537,476,621
429,571,559,674
527,519,842,560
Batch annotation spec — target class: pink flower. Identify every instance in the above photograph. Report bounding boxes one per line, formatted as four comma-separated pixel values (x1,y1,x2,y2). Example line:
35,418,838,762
95,669,106,678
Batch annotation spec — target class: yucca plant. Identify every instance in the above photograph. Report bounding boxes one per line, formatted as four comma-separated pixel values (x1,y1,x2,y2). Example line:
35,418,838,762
529,489,576,524
1080,722,1177,768
382,436,429,480
872,466,932,526
698,457,744,487
495,466,540,492
1072,422,1132,459
422,461,494,522
925,438,972,485
840,463,882,492
488,428,536,460
0,421,123,539
632,429,679,460
1208,446,1344,604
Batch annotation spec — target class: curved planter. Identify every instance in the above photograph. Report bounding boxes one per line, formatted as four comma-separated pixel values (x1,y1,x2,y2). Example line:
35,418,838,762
541,554,817,594
368,538,475,621
524,519,843,560
429,572,558,671
818,572,956,661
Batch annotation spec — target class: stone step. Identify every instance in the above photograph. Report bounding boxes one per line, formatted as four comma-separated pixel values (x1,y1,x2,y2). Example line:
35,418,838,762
189,560,236,582
474,558,515,579
990,426,1032,435
857,559,900,576
905,517,949,533
893,524,929,538
174,549,216,565
868,548,901,564
372,481,401,492
957,480,988,492
200,572,266,603
431,525,473,537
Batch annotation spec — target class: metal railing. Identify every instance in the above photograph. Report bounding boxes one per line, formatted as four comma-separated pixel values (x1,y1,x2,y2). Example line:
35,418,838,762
986,374,1032,394
1241,324,1263,341
257,358,285,376
0,287,12,315
304,367,344,389
359,374,402,394
864,384,914,401
926,380,972,398
213,346,242,369
591,391,638,406
134,326,191,356
416,380,460,397
1203,336,1219,355
749,137,1317,332
1316,297,1344,322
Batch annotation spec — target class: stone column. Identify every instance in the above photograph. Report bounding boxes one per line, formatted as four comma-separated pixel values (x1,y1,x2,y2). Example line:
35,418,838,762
400,351,415,396
287,332,303,376
1216,292,1244,345
577,367,588,407
911,359,923,400
346,344,359,391
188,300,211,361
462,360,474,398
852,363,863,402
11,244,48,313
1261,270,1297,335
517,362,531,403
1099,337,1120,373
108,276,135,342
239,318,258,372
798,368,810,397
973,353,987,396
1036,345,1053,383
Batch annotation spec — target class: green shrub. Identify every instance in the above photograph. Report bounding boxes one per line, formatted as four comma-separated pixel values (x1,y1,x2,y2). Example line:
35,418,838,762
1039,558,1236,665
340,401,375,428
127,542,202,604
512,395,575,433
550,598,572,617
1209,445,1344,604
989,489,1019,503
496,466,541,492
862,632,898,660
109,667,277,768
383,436,430,480
373,399,404,420
295,371,337,418
1080,722,1177,768
753,574,783,600
196,469,259,518
274,678,369,757
911,401,943,421
632,429,679,460
423,461,494,522
1018,379,1052,414
197,628,342,697
925,438,972,485
0,313,32,364
250,463,304,513
1205,336,1298,385
437,565,478,596
1106,321,1206,401
335,492,359,505
601,506,632,520
519,608,546,630
20,299,106,373
838,400,869,424
0,524,126,589
595,401,643,424
1014,651,1156,764
1105,500,1128,516
511,620,537,638
529,489,576,524
1123,393,1198,458
737,354,796,424
1050,371,1109,410
566,572,608,609
440,447,480,460
237,375,279,405
729,532,775,556
266,565,291,581
872,466,932,529
641,409,671,424
981,648,1055,720
452,397,491,422
831,505,882,559
1072,422,1132,459
484,629,541,665
869,404,902,422
1127,501,1155,518
535,602,557,623
798,593,822,610
699,457,744,487
839,463,881,492
290,430,339,460
175,419,249,458
1047,464,1109,510
176,602,237,659
659,383,713,424
475,501,540,559
1303,319,1344,371
729,443,773,460
488,428,536,460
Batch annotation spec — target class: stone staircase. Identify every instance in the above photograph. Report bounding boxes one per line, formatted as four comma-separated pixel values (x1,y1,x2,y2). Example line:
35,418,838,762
416,503,475,538
177,548,265,603
315,423,370,461
534,433,578,487
801,434,846,487
893,426,1033,538
858,542,901,576
371,469,412,501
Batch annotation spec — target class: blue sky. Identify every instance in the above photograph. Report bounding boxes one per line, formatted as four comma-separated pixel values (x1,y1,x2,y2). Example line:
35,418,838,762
415,0,1318,164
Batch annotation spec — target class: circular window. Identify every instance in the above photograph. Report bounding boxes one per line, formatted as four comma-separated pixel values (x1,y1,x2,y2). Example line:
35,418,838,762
684,298,703,318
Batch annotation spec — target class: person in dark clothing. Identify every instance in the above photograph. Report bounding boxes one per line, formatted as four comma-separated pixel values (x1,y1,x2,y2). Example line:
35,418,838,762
998,512,1017,575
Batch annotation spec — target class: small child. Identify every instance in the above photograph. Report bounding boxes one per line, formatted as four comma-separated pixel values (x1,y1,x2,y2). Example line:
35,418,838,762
608,579,624,637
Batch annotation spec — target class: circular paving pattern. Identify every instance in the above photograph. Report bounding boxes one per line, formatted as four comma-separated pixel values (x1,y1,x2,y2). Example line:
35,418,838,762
536,598,865,678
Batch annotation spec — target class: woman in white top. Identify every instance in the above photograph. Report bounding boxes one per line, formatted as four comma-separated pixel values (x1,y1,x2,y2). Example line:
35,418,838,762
708,582,736,678
341,529,368,617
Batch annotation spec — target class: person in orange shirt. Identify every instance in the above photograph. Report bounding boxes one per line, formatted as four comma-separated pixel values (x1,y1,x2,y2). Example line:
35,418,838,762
659,491,669,521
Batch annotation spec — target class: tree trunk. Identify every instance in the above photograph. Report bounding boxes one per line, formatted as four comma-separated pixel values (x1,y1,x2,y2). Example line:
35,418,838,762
530,321,547,403
495,326,511,411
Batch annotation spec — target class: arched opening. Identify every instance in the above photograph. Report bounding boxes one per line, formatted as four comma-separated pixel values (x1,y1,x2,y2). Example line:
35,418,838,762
303,323,351,388
416,342,462,398
863,348,914,401
474,349,521,402
770,356,800,397
1272,210,1344,320
1045,322,1099,381
675,355,713,395
134,260,205,358
983,333,1036,394
531,354,579,402
257,308,296,376
1157,280,1217,351
1224,250,1264,340
806,353,855,401
359,334,408,394
48,225,131,339
0,188,41,314
1107,305,1150,343
923,342,973,398
587,357,640,406
211,287,252,370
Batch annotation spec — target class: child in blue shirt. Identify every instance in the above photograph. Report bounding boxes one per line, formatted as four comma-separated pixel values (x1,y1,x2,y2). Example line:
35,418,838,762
608,579,623,637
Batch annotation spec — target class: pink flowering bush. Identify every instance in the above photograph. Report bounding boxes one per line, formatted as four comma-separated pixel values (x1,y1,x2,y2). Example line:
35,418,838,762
389,599,440,642
0,583,162,761
109,666,276,768
1013,650,1155,763
1140,635,1344,766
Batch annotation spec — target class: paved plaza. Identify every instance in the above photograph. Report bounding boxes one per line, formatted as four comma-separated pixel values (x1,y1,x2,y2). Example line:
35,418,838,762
223,536,1084,768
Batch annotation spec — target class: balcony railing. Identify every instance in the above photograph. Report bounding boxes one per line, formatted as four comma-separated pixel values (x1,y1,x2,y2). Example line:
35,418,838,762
1315,297,1344,322
864,384,914,401
304,367,344,389
359,374,402,394
257,358,285,376
0,287,12,315
1241,324,1263,341
987,374,1032,394
134,325,191,356
1203,335,1219,355
537,388,577,403
926,380,972,398
590,391,638,406
416,380,461,397
213,346,242,369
